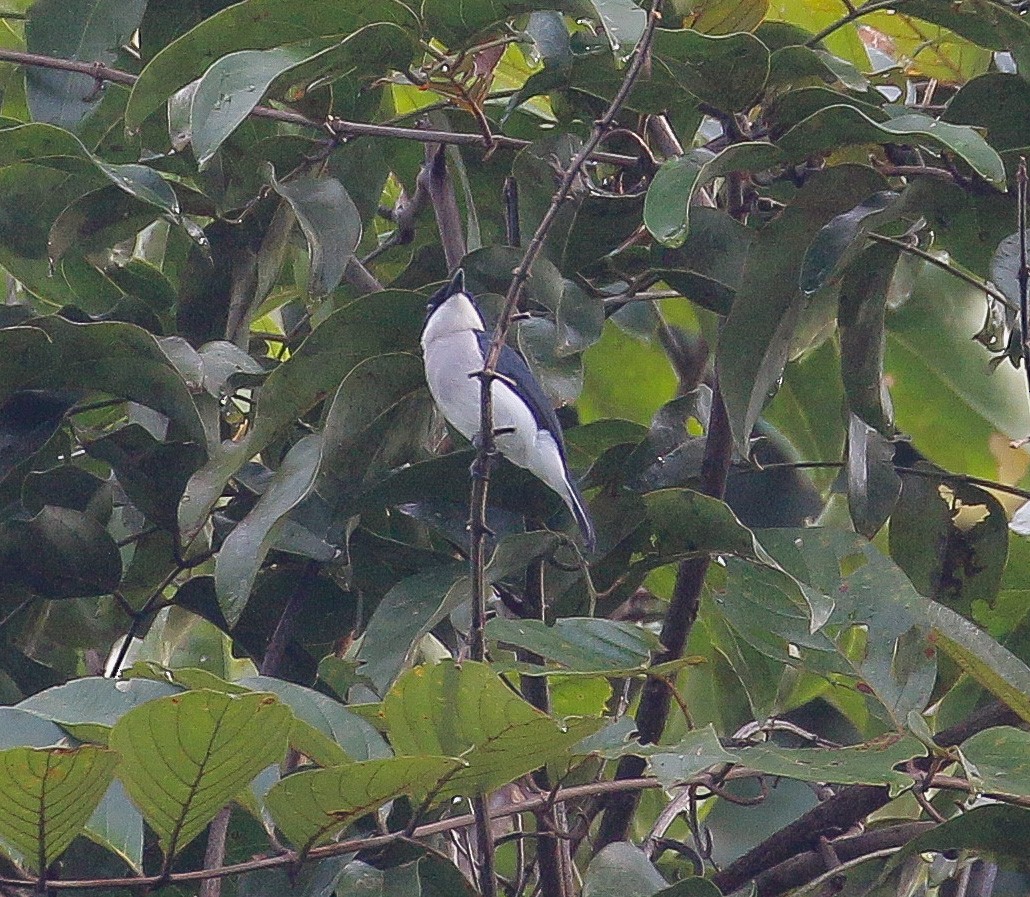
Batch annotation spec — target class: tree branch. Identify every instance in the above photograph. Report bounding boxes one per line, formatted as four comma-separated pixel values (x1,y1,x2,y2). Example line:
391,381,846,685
595,377,733,849
0,48,638,167
420,141,466,273
805,0,911,47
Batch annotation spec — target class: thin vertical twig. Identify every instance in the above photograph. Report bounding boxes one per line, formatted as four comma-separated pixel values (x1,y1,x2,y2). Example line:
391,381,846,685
463,6,663,893
1017,158,1030,404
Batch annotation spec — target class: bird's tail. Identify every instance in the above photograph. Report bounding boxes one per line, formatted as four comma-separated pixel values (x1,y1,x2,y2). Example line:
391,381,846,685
563,476,596,553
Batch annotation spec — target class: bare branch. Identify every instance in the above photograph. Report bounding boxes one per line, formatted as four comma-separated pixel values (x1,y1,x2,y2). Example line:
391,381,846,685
419,141,466,272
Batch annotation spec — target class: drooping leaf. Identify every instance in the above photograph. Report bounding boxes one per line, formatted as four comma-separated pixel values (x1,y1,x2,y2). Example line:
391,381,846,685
383,660,602,796
644,143,783,248
838,242,900,434
644,488,761,562
109,690,291,860
215,433,323,627
845,414,900,539
24,0,147,131
717,164,887,452
265,756,461,855
270,170,362,296
0,745,118,872
799,191,903,296
0,389,80,485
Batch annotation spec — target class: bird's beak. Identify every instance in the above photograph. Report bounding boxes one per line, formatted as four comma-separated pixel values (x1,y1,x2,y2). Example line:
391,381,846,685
448,268,466,296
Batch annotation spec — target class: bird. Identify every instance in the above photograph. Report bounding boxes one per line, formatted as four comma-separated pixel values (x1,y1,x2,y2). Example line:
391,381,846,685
420,268,596,551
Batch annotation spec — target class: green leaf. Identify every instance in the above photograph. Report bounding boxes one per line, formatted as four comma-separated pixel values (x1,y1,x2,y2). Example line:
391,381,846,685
650,28,770,115
265,756,461,855
486,617,660,673
0,745,118,872
926,601,1030,723
654,880,723,897
215,433,323,627
961,726,1030,798
944,72,1030,154
0,505,121,599
24,0,146,131
644,488,760,561
17,676,180,745
84,425,206,531
125,0,418,130
717,164,887,452
356,564,465,697
845,414,900,539
0,707,66,748
644,143,783,248
237,676,390,764
838,242,899,434
890,472,1008,618
270,170,362,296
180,290,426,540
190,43,325,168
885,805,1030,875
759,529,937,727
0,316,207,445
734,734,924,794
109,690,292,860
799,191,902,296
383,660,602,796
583,842,668,897
778,106,1006,189
638,726,737,789
587,0,646,61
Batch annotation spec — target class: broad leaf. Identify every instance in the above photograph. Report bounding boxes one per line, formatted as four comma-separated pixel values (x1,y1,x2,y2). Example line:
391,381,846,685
717,165,887,451
110,690,291,859
383,661,602,796
0,745,118,872
583,842,668,897
215,433,323,626
486,617,659,673
961,726,1030,798
266,756,461,855
845,414,899,538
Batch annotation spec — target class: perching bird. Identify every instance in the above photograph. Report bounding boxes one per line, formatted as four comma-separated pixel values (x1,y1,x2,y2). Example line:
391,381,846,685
420,269,596,551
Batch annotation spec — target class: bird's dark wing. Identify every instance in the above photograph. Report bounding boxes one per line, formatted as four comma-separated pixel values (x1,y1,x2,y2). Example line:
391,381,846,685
476,331,566,451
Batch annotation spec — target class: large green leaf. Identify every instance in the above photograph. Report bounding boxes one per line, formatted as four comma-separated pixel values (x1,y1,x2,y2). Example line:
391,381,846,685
265,756,461,855
125,0,418,129
926,602,1030,723
778,106,1006,188
18,677,181,745
237,676,390,764
0,316,207,445
0,745,118,872
758,529,937,727
845,414,899,539
214,433,323,626
961,726,1030,798
643,488,761,561
270,171,362,297
179,290,426,540
717,164,887,451
582,842,668,897
0,505,122,599
24,0,146,130
486,617,660,674
109,690,291,860
383,661,602,796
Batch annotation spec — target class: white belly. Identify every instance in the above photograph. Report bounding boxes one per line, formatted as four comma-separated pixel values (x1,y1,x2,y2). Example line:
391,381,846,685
422,330,565,490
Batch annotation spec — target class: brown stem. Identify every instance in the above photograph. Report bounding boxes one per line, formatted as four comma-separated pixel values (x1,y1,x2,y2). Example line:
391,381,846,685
420,142,466,272
596,377,733,848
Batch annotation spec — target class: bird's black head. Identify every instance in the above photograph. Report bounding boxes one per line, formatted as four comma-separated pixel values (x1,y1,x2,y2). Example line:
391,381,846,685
426,268,467,318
